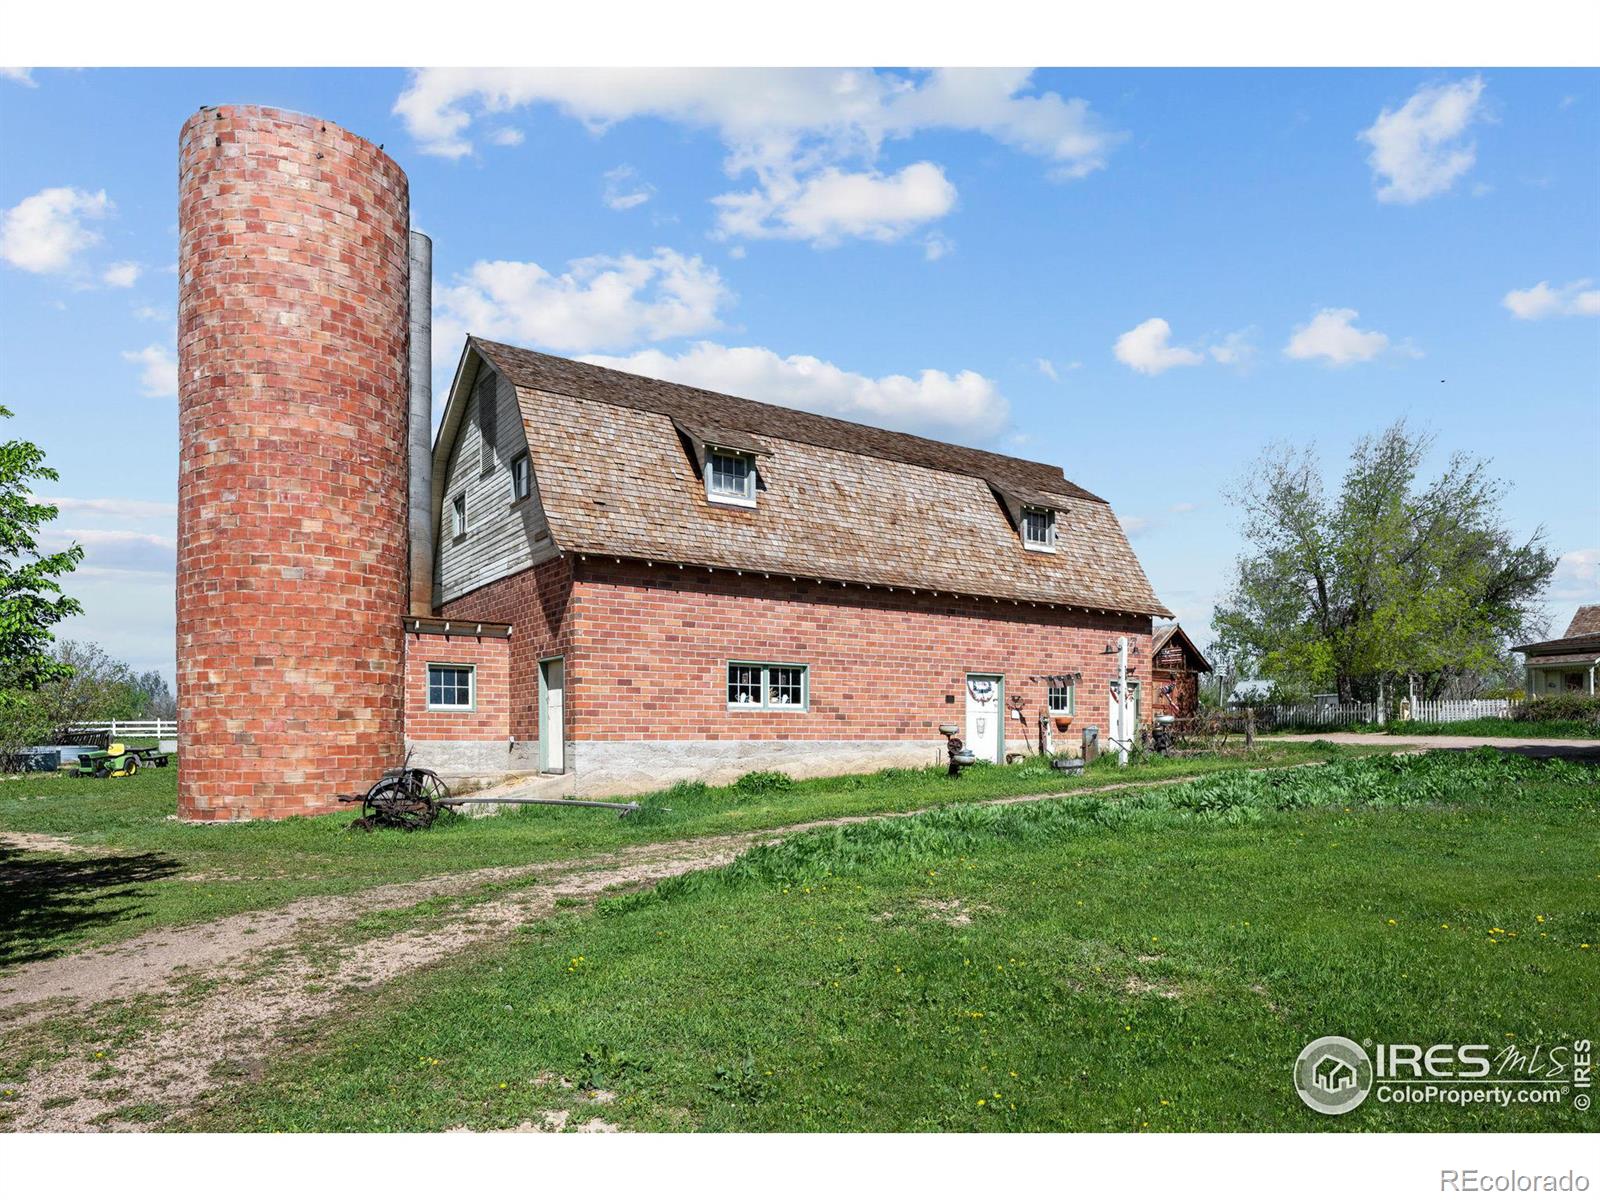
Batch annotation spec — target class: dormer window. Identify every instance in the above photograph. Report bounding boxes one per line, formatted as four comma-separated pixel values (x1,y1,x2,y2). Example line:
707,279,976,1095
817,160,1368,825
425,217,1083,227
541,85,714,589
707,450,756,507
1022,506,1056,552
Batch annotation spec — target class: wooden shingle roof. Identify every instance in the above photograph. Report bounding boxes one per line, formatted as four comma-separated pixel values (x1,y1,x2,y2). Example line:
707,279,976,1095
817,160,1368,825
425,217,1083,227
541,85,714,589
469,338,1170,617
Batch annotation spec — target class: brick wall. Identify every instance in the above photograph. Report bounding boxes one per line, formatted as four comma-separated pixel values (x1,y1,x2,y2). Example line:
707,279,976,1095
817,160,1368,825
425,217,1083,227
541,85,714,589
403,631,511,741
176,105,410,820
563,559,1153,745
439,555,577,741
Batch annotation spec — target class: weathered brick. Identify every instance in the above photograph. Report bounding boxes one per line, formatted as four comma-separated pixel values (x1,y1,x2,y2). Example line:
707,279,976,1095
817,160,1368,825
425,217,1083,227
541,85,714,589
176,105,409,821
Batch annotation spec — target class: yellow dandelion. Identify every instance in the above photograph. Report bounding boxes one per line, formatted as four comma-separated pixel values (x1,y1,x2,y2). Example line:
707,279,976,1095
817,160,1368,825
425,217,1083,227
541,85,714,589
1536,915,1545,923
977,1099,986,1107
1386,919,1397,926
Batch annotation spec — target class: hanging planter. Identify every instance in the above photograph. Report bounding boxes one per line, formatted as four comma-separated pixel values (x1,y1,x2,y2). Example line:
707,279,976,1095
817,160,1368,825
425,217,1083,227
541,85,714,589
1053,716,1074,732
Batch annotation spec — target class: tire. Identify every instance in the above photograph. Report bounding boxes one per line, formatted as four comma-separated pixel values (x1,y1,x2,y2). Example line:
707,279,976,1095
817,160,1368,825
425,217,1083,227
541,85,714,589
124,758,138,776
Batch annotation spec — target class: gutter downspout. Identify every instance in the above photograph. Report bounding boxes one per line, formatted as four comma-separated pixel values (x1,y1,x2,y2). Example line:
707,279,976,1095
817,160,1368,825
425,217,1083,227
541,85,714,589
407,230,434,617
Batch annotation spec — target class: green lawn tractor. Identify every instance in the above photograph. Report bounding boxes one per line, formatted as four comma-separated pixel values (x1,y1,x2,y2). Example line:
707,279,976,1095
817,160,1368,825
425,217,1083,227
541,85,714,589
73,742,170,778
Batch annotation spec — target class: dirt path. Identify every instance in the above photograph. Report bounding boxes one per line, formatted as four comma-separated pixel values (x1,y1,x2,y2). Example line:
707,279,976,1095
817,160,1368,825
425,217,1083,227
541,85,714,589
0,831,86,856
1263,732,1600,761
0,765,1318,1132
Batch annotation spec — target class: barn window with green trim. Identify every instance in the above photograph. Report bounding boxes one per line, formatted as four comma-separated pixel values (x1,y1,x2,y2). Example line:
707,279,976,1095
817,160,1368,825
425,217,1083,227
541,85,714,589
727,662,808,710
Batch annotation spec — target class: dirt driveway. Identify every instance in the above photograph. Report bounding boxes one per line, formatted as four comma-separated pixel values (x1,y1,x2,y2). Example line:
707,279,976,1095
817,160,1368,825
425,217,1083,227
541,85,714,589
1262,732,1600,762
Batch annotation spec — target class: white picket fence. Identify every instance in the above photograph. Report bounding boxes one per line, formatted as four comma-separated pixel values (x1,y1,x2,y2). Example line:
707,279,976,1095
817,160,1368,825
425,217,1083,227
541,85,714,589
1262,702,1383,728
64,719,178,739
1402,698,1510,723
1259,698,1512,729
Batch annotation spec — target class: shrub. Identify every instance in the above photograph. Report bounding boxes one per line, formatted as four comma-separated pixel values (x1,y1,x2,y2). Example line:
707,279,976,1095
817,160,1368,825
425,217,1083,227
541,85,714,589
734,770,794,795
0,689,50,760
1514,695,1600,726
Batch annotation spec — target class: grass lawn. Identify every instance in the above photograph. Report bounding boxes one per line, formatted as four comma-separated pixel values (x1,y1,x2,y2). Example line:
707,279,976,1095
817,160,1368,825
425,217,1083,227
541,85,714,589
0,741,1393,969
183,750,1599,1133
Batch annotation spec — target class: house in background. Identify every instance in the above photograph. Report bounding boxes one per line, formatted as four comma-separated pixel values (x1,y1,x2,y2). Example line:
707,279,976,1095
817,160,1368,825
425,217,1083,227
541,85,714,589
1150,622,1212,717
1513,605,1600,697
409,336,1173,795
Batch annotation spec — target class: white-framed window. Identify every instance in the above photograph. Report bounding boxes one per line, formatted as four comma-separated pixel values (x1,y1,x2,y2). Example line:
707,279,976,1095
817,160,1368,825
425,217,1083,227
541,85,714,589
427,663,475,711
450,492,468,539
1048,679,1076,715
727,661,808,710
1022,506,1056,551
707,451,756,506
510,452,530,502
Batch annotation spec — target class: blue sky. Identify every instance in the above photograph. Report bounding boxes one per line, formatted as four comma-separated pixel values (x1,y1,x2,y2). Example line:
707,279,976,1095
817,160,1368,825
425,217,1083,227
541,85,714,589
2,67,1597,682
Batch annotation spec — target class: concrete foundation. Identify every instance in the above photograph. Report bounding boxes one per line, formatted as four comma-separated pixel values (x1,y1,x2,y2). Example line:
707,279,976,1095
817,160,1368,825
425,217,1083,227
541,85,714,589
566,738,949,797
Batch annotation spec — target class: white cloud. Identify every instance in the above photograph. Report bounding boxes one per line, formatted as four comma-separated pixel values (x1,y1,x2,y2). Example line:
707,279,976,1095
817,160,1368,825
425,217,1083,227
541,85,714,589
1,68,36,87
32,496,178,520
1113,318,1204,376
39,528,176,575
1120,515,1153,538
714,161,957,246
1170,501,1199,514
602,165,654,211
0,186,111,275
581,341,1008,442
1359,77,1486,204
133,304,169,322
1283,308,1392,366
1550,548,1600,599
1208,327,1257,367
1035,357,1059,382
922,231,954,262
396,68,1116,172
488,128,524,147
393,69,1116,245
1502,279,1600,320
433,247,730,356
101,260,141,288
122,344,178,397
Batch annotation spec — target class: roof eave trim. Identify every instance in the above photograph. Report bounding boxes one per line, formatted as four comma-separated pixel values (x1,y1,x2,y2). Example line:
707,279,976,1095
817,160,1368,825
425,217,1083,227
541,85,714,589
566,549,1173,620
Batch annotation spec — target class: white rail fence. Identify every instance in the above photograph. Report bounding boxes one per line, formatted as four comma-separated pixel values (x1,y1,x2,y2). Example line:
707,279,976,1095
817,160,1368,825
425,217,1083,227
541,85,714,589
59,719,178,739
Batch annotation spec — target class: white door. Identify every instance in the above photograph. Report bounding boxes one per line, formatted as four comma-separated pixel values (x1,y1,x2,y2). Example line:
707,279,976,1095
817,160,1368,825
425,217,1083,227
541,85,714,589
540,657,565,773
965,674,1002,764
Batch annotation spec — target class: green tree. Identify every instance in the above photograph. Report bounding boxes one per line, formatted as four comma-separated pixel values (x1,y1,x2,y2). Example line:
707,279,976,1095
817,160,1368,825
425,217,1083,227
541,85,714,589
0,405,81,752
1213,421,1554,703
37,641,150,729
0,405,82,689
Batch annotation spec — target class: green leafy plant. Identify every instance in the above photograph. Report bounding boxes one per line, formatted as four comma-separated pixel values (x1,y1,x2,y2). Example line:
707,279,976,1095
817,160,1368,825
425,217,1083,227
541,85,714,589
575,1044,650,1091
707,1055,772,1104
734,770,794,795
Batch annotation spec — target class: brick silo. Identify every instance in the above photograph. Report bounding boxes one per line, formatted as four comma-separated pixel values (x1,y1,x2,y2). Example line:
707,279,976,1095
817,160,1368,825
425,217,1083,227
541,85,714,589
177,106,410,820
